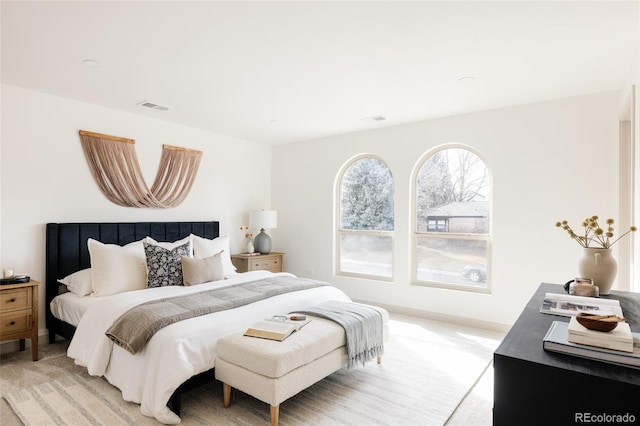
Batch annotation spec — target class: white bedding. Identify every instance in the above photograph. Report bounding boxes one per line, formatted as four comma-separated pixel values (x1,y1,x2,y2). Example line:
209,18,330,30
66,271,351,424
50,291,98,326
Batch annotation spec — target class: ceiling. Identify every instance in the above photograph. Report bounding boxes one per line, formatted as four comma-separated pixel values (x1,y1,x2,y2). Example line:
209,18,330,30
2,1,638,145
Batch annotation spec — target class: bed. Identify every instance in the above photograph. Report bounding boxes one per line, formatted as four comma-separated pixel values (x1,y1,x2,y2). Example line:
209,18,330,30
45,221,220,342
45,221,352,424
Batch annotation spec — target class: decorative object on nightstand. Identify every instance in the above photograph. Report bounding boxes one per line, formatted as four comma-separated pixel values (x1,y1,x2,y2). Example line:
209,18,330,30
3,267,14,278
240,226,254,254
0,279,40,361
231,252,284,273
250,210,277,254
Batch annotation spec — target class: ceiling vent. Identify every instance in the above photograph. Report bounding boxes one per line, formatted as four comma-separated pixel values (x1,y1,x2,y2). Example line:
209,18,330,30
137,100,171,111
360,115,387,122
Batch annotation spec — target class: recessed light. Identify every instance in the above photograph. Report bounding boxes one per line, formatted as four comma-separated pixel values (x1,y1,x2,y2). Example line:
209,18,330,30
82,59,100,67
458,76,475,83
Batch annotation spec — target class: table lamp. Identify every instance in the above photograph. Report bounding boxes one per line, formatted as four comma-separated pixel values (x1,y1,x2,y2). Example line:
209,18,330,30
250,210,277,254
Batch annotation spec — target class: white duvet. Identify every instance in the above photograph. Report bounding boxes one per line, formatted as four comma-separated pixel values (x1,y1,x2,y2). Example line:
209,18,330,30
67,271,351,424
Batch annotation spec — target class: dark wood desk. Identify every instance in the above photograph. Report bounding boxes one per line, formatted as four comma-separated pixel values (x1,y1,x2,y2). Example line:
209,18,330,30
493,283,640,426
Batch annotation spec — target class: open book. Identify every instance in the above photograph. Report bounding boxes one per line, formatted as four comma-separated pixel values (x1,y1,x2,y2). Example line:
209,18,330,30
244,318,311,341
540,293,623,317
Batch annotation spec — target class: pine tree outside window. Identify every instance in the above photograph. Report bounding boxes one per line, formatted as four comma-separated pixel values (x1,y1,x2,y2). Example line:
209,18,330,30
337,156,394,279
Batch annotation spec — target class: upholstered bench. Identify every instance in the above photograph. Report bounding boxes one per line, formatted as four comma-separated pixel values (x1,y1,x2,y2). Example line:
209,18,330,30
215,305,389,426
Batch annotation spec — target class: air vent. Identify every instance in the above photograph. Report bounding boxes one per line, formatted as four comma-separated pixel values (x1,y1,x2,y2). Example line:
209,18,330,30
137,100,171,111
360,115,387,122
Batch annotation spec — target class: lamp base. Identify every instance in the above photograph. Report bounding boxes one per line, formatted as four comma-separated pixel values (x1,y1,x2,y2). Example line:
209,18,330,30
253,230,272,254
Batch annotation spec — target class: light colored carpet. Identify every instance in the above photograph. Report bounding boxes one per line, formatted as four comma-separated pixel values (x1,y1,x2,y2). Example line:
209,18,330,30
1,313,504,425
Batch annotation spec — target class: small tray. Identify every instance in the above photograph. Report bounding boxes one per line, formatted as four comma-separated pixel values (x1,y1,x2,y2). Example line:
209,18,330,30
0,275,30,285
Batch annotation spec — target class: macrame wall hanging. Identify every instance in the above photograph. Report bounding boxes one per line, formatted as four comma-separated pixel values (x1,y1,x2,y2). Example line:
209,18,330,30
79,130,203,208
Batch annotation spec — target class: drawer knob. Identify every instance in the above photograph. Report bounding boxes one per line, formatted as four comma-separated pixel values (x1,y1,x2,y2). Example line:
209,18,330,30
9,321,15,326
9,298,16,303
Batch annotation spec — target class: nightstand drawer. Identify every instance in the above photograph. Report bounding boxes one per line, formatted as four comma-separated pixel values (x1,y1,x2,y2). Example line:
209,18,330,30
231,253,284,273
251,258,281,271
0,288,32,312
0,310,33,335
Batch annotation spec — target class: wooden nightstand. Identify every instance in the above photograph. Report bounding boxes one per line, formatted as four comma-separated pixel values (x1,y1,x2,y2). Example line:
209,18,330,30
231,252,284,273
0,280,39,361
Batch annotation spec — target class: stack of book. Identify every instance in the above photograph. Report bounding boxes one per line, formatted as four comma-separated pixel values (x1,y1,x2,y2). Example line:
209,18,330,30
567,316,633,352
543,319,640,368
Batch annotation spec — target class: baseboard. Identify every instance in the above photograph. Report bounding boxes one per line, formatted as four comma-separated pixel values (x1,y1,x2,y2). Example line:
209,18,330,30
352,299,512,333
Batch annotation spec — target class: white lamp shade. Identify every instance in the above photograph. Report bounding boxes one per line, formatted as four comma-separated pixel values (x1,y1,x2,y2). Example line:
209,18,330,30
249,210,277,229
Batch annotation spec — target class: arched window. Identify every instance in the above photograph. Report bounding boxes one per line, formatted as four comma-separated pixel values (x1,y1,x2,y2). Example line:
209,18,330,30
413,146,492,291
337,155,394,279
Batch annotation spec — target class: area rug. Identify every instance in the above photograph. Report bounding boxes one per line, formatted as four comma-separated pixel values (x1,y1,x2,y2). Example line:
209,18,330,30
3,314,503,425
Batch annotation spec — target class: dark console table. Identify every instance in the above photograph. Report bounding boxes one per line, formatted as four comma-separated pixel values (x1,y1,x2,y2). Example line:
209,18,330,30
494,283,640,426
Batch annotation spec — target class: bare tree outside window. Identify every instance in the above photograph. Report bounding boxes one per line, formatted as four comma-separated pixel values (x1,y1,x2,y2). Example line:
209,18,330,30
414,147,491,290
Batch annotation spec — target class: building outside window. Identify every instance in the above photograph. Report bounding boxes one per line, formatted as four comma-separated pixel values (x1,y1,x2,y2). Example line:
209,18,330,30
413,146,492,291
337,155,394,279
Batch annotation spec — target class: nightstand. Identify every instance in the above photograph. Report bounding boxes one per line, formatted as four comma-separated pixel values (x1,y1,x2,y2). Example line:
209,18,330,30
231,252,284,273
0,280,40,361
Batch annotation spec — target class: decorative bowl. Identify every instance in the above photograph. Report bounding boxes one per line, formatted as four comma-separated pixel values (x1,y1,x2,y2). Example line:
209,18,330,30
576,312,625,332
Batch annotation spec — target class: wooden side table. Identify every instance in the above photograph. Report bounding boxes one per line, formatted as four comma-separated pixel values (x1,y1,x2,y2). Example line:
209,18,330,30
231,253,284,273
0,280,39,361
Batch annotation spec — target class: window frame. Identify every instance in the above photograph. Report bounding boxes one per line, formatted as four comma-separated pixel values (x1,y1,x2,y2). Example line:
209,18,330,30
335,154,395,281
411,144,492,293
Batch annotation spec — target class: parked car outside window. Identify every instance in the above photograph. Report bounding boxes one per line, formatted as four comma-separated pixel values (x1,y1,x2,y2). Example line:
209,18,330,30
461,264,486,282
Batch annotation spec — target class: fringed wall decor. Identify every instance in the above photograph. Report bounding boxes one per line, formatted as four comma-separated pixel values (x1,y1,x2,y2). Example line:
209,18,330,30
79,130,203,208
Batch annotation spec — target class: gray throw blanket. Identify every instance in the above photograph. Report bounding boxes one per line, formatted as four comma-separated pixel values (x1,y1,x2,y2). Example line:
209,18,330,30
106,276,328,354
294,300,384,369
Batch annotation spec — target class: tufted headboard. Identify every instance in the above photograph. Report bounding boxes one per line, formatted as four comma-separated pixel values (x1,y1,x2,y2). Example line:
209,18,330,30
45,221,219,341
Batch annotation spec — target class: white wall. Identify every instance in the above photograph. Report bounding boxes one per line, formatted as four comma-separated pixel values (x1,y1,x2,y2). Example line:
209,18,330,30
272,91,621,327
0,84,626,335
0,84,272,337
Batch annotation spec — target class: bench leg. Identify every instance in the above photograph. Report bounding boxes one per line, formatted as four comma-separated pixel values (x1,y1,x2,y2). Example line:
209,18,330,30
223,383,231,408
270,405,279,426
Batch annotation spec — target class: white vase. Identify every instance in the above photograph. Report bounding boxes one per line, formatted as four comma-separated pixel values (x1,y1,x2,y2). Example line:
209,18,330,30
246,239,255,254
577,248,617,295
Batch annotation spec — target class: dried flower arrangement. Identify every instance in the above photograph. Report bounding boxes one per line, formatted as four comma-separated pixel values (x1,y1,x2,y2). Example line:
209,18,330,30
555,216,637,249
240,226,253,240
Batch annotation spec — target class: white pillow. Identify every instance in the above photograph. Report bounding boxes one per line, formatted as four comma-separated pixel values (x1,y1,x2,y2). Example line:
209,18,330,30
58,268,93,297
88,238,147,296
190,234,237,277
144,235,193,256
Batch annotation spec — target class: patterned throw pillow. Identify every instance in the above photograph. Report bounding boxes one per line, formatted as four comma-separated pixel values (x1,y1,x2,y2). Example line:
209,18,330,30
143,240,192,288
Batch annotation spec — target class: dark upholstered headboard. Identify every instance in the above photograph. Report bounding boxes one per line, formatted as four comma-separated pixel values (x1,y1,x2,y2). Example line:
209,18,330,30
45,221,219,341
